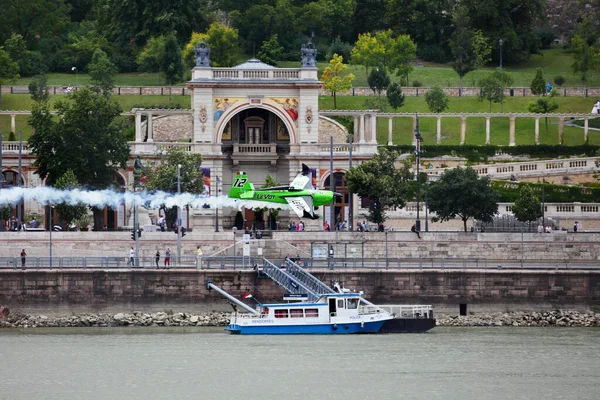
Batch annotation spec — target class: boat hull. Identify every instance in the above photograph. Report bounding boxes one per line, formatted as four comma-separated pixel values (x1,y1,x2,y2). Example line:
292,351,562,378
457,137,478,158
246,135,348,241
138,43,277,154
378,317,437,333
227,320,386,335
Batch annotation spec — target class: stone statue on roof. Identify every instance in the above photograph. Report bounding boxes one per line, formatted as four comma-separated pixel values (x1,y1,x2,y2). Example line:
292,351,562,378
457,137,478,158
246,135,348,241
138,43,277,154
194,39,211,67
301,38,317,68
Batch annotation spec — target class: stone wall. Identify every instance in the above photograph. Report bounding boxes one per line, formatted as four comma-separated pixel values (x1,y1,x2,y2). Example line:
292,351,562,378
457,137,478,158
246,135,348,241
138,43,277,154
1,269,598,314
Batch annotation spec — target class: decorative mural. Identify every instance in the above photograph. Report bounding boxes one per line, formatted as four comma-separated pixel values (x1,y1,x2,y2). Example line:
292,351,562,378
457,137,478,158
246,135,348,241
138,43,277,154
276,119,289,141
269,98,299,122
213,98,242,121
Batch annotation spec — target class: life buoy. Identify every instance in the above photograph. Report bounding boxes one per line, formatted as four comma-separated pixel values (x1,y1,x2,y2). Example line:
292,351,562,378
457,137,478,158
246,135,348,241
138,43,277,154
332,324,338,330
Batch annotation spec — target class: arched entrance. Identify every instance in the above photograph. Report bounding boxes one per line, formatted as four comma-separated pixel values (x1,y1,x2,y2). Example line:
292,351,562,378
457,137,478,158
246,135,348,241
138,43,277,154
324,172,350,228
219,107,291,146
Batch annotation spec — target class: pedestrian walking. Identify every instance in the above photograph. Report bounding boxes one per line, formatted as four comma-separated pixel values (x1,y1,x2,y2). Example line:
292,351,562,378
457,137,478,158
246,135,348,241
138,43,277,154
155,250,160,268
127,246,135,266
20,249,26,269
164,248,171,268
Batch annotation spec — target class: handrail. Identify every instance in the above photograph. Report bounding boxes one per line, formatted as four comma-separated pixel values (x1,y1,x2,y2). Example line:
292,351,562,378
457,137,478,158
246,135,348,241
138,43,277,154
261,259,321,301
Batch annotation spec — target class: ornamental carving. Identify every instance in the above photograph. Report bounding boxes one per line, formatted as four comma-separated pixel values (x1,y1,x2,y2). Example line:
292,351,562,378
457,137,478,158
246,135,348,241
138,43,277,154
305,106,313,124
199,105,207,123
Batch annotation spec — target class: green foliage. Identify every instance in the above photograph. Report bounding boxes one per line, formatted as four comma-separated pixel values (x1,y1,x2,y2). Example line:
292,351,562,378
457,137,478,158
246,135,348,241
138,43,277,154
511,185,543,224
530,68,546,96
554,75,566,87
28,86,129,188
570,34,599,88
0,46,20,103
183,22,240,68
346,148,413,223
88,48,118,97
368,67,390,108
492,181,600,203
258,35,284,67
321,54,355,109
137,36,166,73
527,91,559,134
28,75,50,103
8,132,16,141
161,34,184,87
478,70,513,112
427,166,499,232
3,34,32,76
425,86,449,113
53,170,88,225
391,34,417,85
326,36,353,62
535,28,556,50
143,147,204,194
386,82,405,111
449,6,491,91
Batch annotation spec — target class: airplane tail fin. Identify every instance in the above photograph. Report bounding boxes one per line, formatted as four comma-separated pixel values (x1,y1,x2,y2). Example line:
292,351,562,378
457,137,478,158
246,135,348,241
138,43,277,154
228,171,255,199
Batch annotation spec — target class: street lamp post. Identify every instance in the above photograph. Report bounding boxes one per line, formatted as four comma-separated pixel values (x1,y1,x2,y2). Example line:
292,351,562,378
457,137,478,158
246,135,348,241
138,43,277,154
348,133,353,231
49,206,54,270
177,164,182,263
72,66,78,87
215,176,220,232
498,39,503,70
425,178,430,232
414,114,423,233
0,133,4,232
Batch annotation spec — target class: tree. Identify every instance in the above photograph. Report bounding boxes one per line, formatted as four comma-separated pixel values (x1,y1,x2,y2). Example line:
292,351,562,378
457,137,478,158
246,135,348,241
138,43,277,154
28,86,130,189
258,35,284,66
142,147,204,229
530,68,546,96
427,167,499,232
527,91,559,135
161,34,184,103
321,54,355,109
183,22,240,68
137,36,166,73
28,74,50,103
0,46,19,104
350,32,383,82
478,70,513,112
449,6,491,97
3,34,32,76
511,185,542,229
390,34,416,86
368,67,390,108
346,148,413,224
386,82,405,111
425,86,449,113
571,34,599,92
53,170,88,227
88,48,118,97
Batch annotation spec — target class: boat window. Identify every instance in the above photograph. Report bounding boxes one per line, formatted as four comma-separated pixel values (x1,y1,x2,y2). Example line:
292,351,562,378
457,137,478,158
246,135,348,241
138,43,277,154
290,309,303,318
347,299,358,309
337,299,344,309
304,308,319,318
274,309,289,318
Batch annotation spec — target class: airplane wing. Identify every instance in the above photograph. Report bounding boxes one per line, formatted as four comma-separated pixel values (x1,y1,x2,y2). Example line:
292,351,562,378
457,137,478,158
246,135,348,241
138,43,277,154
285,196,314,218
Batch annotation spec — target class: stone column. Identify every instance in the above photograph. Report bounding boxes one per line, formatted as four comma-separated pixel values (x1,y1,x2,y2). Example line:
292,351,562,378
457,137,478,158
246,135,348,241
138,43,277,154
584,117,589,143
10,114,16,133
353,116,358,142
436,116,442,144
558,117,564,144
412,115,417,146
485,117,491,144
509,115,516,146
460,116,466,145
147,111,154,142
535,117,540,145
359,114,365,143
370,113,378,144
388,117,393,145
135,110,143,142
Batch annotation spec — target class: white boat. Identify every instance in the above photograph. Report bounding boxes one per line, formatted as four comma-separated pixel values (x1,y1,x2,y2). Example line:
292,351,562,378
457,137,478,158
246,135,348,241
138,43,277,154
207,259,435,335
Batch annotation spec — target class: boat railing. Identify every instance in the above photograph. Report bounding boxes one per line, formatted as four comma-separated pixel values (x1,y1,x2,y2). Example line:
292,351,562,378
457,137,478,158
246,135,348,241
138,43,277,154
377,305,434,319
284,259,335,295
262,259,321,301
358,305,388,316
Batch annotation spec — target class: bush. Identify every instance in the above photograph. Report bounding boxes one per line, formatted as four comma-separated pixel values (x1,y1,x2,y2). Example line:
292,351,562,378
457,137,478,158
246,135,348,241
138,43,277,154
554,75,566,87
8,132,16,141
417,44,449,63
412,80,423,87
326,36,353,62
535,28,556,49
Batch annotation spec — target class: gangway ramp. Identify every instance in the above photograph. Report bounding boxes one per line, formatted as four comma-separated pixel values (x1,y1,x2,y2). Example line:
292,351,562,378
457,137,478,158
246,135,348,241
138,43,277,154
262,258,335,302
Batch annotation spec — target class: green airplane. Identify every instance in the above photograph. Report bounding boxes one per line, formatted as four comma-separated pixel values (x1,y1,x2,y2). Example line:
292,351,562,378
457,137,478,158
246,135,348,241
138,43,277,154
228,164,341,220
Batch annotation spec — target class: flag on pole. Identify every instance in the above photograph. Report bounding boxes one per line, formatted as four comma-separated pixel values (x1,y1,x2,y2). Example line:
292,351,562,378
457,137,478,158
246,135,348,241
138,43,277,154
243,292,253,299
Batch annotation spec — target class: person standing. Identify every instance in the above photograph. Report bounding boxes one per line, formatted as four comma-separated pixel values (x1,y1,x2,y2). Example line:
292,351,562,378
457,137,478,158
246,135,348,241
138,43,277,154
20,249,26,269
196,246,203,269
164,248,171,268
155,250,160,269
127,247,135,266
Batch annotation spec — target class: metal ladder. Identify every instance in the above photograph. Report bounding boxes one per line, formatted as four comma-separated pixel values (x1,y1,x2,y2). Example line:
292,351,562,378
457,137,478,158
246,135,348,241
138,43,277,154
262,258,335,302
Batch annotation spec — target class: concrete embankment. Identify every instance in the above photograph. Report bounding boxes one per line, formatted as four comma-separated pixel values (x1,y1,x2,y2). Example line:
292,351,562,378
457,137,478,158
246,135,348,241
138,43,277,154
1,310,598,329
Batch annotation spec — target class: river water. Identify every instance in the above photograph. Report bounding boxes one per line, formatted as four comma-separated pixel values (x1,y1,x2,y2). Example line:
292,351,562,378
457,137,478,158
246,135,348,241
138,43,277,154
1,327,599,400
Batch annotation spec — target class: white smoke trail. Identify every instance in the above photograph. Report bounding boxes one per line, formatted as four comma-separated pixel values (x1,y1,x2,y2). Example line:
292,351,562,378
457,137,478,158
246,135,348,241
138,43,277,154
0,186,288,211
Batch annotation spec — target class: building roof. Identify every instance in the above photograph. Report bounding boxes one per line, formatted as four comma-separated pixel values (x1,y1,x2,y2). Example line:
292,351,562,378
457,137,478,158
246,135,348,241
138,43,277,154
233,58,276,69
